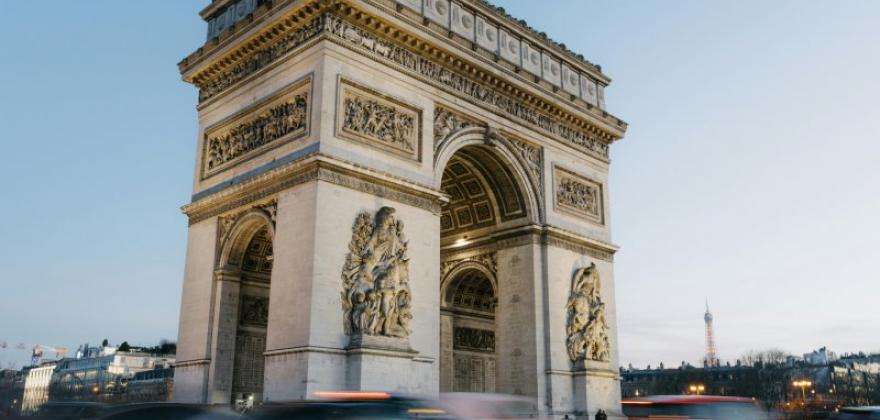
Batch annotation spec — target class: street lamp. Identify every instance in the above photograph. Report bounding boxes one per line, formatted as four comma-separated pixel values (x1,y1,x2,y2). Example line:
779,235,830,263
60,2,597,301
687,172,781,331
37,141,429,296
792,380,812,402
688,384,705,395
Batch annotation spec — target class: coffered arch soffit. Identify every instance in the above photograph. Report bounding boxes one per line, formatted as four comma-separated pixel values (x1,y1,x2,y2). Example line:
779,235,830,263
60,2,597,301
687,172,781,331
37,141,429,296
435,127,543,225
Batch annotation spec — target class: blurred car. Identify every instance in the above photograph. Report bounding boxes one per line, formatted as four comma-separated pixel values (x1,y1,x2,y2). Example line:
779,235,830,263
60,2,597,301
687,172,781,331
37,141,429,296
835,406,880,419
97,402,241,420
440,393,541,418
622,395,771,419
246,391,454,419
33,402,109,419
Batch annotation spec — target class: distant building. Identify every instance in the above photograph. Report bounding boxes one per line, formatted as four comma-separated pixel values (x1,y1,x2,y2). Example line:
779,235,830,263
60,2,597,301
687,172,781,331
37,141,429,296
21,362,56,414
622,350,880,411
126,367,174,403
804,347,837,365
51,351,174,403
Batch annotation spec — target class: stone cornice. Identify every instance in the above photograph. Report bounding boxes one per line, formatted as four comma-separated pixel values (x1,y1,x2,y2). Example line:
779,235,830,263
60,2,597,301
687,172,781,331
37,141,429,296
179,1,627,144
182,152,444,224
441,223,617,262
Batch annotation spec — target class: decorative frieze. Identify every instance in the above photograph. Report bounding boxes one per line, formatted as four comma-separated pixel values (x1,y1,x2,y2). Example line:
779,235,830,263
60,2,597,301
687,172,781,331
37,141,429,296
566,263,610,363
324,15,611,161
553,166,604,225
192,11,619,160
202,78,311,178
337,79,421,161
453,327,495,352
341,207,413,338
196,15,324,103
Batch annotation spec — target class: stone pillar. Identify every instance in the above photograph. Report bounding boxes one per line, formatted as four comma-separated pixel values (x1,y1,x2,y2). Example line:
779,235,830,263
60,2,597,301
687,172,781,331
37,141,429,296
173,218,219,403
206,271,241,404
438,314,454,391
543,242,622,418
495,241,546,404
262,179,440,400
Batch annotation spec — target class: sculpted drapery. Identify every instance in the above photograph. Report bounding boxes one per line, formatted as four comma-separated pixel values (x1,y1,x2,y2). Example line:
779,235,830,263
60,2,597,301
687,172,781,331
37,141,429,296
341,207,413,338
566,263,610,362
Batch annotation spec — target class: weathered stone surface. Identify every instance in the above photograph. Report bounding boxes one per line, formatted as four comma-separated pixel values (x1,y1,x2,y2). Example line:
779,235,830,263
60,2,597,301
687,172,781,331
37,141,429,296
175,1,627,417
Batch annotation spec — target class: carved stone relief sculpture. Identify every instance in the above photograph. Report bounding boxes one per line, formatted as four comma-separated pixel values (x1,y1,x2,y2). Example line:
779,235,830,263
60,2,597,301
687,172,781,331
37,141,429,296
565,263,610,363
554,166,604,225
341,207,413,338
203,79,311,178
338,80,421,161
434,106,478,148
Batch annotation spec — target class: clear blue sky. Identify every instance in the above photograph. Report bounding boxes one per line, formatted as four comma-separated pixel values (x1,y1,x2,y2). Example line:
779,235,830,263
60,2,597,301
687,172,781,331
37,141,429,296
1,1,878,369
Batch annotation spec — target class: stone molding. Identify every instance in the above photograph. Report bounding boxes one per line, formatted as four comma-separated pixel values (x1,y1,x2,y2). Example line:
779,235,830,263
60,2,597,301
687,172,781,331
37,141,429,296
217,199,278,254
183,155,443,224
181,5,626,158
185,0,624,130
546,368,619,380
174,358,212,368
336,77,422,161
323,11,614,162
552,165,604,226
440,251,497,281
440,224,615,262
202,76,312,179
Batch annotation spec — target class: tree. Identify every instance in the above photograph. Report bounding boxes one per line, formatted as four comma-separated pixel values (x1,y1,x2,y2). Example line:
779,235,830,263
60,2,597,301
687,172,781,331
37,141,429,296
102,338,109,347
741,349,791,367
117,341,131,352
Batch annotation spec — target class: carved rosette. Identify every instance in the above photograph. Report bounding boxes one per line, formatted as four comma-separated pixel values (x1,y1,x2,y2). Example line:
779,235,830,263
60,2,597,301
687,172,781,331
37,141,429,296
565,263,610,363
341,206,413,338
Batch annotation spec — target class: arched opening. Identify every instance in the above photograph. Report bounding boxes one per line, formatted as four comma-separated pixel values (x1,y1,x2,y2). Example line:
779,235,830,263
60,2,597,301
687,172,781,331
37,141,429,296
213,208,275,407
441,267,497,392
438,142,534,394
230,225,272,405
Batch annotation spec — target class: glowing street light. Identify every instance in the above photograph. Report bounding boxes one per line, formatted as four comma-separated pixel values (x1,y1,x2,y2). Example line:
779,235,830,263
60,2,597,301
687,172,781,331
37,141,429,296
792,380,812,402
688,384,705,395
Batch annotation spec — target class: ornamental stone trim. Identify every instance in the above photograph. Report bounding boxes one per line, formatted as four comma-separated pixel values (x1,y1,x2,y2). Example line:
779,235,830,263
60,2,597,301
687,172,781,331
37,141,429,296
186,8,623,160
341,207,413,338
553,165,604,225
324,13,612,161
337,78,422,161
185,158,443,225
433,106,480,150
202,76,312,179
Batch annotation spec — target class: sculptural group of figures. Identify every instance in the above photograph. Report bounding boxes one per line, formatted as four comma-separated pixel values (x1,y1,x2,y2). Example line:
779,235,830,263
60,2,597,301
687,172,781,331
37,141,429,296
557,177,599,214
341,207,413,338
206,95,308,171
342,96,415,151
566,263,610,362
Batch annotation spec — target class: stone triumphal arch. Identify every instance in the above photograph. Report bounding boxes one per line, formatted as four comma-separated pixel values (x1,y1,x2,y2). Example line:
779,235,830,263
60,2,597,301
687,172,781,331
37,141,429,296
173,0,628,417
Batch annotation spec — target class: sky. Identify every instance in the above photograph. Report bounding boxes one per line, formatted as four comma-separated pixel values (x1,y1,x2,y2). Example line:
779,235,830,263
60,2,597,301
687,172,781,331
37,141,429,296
0,1,878,369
